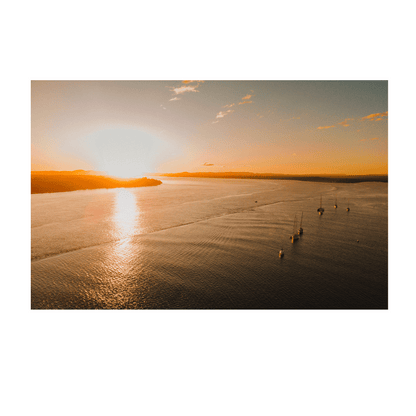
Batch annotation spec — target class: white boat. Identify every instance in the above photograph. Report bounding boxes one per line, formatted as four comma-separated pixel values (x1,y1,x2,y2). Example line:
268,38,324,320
291,215,299,243
317,195,324,215
346,199,350,212
298,211,304,235
279,248,284,258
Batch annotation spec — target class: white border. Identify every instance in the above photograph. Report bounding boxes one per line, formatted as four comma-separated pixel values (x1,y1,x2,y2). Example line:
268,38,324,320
14,65,404,326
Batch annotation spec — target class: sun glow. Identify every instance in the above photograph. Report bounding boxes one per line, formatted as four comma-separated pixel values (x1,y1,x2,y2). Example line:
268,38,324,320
105,165,147,179
82,128,177,178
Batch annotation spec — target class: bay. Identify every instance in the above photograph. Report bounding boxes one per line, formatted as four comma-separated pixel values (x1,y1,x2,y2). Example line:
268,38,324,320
31,177,388,309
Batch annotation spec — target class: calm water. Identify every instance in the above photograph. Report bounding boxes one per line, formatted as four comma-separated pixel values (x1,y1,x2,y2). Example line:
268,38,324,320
31,177,388,309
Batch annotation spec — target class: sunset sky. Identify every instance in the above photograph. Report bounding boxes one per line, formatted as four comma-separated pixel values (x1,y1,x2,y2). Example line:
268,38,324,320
31,81,388,177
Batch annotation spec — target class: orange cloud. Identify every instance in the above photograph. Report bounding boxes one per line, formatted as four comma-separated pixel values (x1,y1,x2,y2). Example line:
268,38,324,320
238,100,253,105
339,118,354,127
170,85,200,95
360,139,367,142
317,125,335,130
168,82,205,101
223,104,235,108
361,111,388,121
215,109,234,120
371,137,379,140
242,94,252,100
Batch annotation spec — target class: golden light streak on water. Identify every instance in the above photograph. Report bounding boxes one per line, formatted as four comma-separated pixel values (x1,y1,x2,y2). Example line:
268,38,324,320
100,189,144,299
107,188,142,273
113,189,141,239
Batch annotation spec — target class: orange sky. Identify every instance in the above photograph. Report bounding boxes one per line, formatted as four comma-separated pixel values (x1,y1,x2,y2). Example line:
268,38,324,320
32,81,388,177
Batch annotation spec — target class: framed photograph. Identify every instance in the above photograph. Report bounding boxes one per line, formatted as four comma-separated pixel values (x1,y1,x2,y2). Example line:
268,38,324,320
14,65,404,326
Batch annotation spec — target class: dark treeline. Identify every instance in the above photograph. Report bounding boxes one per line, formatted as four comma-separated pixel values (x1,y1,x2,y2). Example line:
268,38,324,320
160,172,388,183
31,171,162,194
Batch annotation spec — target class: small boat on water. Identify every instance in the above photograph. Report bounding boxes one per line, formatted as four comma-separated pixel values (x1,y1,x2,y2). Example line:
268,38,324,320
279,248,284,258
317,195,324,215
291,215,300,243
346,199,350,212
334,196,338,209
298,212,304,235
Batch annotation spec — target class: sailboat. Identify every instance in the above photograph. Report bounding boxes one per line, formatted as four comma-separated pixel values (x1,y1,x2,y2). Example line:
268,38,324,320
317,195,324,215
279,248,284,258
346,199,350,212
334,196,338,209
291,215,299,243
298,211,304,235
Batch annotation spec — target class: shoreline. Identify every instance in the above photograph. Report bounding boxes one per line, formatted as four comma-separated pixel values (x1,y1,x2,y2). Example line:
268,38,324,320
159,172,388,184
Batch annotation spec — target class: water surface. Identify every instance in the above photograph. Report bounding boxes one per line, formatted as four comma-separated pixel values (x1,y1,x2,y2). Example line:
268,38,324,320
31,178,388,309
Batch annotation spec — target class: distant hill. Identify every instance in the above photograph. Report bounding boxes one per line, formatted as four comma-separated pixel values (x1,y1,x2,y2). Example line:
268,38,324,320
31,171,162,194
160,172,388,183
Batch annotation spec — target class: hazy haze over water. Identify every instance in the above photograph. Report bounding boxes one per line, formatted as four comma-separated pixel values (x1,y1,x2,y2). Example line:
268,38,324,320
31,177,388,309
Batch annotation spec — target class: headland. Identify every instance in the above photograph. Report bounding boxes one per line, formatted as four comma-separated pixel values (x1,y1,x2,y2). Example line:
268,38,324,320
31,170,162,194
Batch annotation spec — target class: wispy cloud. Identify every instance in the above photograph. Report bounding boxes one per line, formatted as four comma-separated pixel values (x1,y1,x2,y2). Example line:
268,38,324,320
361,111,388,121
170,85,200,95
317,125,335,130
360,139,367,142
371,137,379,140
168,81,204,101
203,162,214,166
215,109,234,120
213,95,252,123
182,80,205,84
339,118,354,127
238,93,254,105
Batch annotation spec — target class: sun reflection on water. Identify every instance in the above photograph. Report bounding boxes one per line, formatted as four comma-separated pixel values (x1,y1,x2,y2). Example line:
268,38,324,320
103,189,143,289
113,189,141,239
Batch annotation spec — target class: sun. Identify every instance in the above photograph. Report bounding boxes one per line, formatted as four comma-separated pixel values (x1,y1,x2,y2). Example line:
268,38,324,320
83,128,171,179
104,164,147,179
